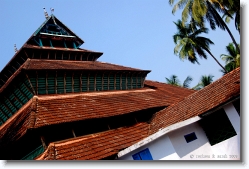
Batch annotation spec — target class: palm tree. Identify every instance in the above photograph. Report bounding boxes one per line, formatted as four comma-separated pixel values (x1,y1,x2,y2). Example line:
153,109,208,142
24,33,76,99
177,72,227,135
166,75,193,88
220,43,240,74
193,75,214,90
173,19,226,72
166,75,181,86
169,0,240,53
221,0,240,33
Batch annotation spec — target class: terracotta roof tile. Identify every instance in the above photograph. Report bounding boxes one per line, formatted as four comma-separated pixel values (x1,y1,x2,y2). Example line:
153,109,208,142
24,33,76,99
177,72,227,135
149,67,240,134
33,81,194,128
0,99,33,149
23,59,147,71
1,80,195,140
36,122,149,160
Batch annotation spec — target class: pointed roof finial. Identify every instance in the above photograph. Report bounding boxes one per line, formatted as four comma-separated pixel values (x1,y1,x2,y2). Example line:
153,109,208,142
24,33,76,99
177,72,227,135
43,7,49,19
14,44,18,53
50,8,54,14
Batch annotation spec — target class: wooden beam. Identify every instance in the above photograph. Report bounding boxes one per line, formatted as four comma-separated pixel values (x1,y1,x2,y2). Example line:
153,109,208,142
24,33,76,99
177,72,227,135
19,56,26,62
12,84,29,101
72,129,76,138
20,76,35,94
45,72,48,94
86,53,91,61
4,96,18,111
134,117,138,123
25,74,36,95
24,50,29,59
11,88,24,105
40,136,47,150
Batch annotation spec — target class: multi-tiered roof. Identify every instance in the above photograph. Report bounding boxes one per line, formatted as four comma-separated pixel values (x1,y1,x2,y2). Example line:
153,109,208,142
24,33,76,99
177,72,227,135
0,14,240,160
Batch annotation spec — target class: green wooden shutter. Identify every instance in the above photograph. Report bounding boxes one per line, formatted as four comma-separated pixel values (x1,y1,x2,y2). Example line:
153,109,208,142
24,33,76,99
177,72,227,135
137,76,142,88
65,73,72,93
89,75,95,91
37,76,46,95
132,76,137,89
109,74,114,90
9,93,22,109
127,75,131,90
122,75,126,90
103,74,108,91
57,74,64,94
74,73,81,92
116,74,120,90
13,87,28,104
96,74,102,91
47,73,55,94
81,74,88,92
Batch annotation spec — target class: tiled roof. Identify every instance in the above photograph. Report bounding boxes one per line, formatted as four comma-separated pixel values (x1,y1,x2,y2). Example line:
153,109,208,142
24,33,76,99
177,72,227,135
0,99,33,150
0,80,195,146
149,67,240,134
33,84,192,128
22,59,147,71
0,59,150,92
36,122,149,160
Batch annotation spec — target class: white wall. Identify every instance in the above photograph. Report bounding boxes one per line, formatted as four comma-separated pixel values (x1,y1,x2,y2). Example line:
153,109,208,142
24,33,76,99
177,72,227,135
118,103,240,160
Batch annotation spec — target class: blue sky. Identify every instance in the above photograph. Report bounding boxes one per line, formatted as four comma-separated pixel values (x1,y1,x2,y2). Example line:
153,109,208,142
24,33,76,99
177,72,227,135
0,0,240,88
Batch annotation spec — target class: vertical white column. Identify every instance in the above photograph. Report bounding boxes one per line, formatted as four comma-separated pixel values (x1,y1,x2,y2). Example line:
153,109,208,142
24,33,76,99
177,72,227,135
223,103,240,134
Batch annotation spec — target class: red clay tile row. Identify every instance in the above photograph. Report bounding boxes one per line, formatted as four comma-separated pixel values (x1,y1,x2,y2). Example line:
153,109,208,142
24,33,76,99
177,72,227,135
36,122,149,160
0,100,33,149
23,59,147,71
34,85,194,128
149,67,240,135
0,80,195,155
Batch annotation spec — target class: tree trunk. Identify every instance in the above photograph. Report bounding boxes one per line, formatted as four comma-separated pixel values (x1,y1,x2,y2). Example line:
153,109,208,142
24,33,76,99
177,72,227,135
205,48,227,72
209,1,240,54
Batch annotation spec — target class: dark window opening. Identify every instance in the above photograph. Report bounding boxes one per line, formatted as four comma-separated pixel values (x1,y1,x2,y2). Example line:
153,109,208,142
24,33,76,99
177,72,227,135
199,108,237,146
37,106,166,148
184,132,197,143
0,131,42,160
52,40,65,48
42,127,73,146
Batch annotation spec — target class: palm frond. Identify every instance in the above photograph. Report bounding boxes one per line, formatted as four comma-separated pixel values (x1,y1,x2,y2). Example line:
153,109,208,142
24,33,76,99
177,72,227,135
183,76,193,88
